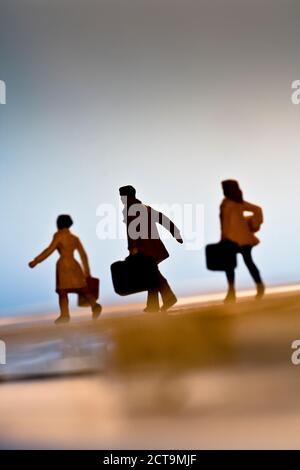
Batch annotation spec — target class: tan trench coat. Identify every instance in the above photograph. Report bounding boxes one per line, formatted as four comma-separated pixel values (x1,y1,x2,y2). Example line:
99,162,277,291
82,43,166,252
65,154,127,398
33,229,90,292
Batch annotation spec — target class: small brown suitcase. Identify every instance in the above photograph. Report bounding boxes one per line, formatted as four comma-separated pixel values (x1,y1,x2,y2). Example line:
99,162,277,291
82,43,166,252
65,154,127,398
78,277,100,307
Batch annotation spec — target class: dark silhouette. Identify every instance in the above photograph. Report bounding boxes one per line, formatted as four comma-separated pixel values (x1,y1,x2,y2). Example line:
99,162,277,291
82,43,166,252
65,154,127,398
119,186,183,312
220,180,265,303
28,215,102,324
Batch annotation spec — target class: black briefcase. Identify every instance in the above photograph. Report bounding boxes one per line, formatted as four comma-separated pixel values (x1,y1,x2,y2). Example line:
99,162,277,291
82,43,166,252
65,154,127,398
205,240,237,271
111,253,160,296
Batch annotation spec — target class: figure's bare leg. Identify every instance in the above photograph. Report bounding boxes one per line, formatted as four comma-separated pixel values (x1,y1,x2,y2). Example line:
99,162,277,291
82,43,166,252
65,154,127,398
56,292,71,324
80,288,102,320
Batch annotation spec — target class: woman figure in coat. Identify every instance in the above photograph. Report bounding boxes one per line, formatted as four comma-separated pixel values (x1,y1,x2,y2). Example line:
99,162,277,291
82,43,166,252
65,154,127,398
220,180,265,303
29,215,102,324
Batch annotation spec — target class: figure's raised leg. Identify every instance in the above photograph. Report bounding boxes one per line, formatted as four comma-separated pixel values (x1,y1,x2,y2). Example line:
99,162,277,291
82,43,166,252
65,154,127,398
240,246,265,300
79,287,102,320
159,272,177,312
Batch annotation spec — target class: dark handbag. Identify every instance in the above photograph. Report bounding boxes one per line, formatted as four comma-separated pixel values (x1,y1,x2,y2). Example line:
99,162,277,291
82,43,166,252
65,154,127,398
111,253,160,296
78,277,100,307
205,240,237,271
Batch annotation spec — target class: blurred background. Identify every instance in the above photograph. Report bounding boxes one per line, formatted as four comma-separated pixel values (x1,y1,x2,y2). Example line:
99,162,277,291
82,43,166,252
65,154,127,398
0,0,300,316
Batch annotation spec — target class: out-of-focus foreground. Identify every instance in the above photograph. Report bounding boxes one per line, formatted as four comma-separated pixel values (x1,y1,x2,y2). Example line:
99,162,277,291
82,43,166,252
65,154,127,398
1,290,300,449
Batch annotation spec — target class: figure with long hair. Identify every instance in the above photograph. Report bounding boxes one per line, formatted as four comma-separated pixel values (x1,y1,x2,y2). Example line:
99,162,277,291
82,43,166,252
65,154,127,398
220,180,265,303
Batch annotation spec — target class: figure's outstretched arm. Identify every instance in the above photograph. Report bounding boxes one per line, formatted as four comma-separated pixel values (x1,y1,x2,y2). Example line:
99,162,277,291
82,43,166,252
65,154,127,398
243,201,264,227
77,239,91,278
29,235,58,268
153,209,183,243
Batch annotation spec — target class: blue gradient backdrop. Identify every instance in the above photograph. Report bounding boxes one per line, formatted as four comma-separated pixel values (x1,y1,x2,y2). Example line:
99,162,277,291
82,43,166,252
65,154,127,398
1,0,300,316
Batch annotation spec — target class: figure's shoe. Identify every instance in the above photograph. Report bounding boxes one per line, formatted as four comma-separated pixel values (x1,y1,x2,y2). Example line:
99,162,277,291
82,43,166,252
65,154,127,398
160,295,177,312
256,282,265,300
92,303,102,320
224,291,236,304
54,315,70,325
143,306,160,313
